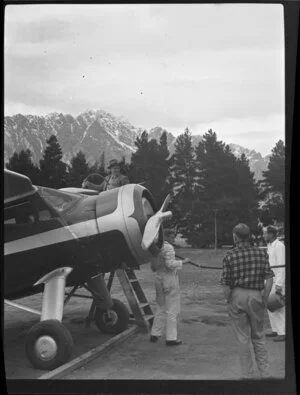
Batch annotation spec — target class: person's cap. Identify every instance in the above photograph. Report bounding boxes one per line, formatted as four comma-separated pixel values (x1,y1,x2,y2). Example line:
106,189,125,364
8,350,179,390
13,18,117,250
233,223,250,240
107,159,120,169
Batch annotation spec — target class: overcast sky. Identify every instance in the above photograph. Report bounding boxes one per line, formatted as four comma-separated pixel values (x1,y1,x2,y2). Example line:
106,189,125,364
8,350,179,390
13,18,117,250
5,4,284,155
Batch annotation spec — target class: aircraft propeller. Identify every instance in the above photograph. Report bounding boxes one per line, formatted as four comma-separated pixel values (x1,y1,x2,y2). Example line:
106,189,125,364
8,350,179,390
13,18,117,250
141,194,172,250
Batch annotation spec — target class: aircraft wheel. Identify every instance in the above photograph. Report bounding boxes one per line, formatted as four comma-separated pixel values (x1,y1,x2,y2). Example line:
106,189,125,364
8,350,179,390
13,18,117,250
94,298,130,334
25,319,74,370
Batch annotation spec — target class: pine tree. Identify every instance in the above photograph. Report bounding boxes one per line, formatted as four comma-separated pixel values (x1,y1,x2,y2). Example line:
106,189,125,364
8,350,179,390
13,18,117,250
170,128,197,197
159,130,169,158
130,131,150,181
169,128,198,237
152,131,173,206
39,135,68,188
66,151,90,187
6,149,40,185
235,153,260,230
190,130,259,247
127,131,149,184
261,140,285,195
99,152,106,175
129,130,172,206
259,140,285,226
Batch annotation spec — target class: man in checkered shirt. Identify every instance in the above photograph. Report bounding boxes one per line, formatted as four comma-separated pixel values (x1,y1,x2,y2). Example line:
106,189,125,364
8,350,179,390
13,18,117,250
219,223,274,379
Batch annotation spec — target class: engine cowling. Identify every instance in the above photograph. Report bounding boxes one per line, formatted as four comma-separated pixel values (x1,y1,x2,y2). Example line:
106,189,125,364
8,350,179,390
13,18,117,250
95,184,164,268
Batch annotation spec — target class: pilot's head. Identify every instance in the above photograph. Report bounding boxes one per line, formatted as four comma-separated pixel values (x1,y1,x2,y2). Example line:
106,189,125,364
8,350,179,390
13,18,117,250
108,159,121,176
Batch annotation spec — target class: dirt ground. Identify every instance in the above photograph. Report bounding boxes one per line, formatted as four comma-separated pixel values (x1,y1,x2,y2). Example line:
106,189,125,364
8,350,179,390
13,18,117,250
4,248,286,380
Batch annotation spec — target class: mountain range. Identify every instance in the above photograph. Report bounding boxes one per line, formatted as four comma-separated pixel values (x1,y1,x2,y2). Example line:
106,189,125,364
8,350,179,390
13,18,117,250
4,109,270,180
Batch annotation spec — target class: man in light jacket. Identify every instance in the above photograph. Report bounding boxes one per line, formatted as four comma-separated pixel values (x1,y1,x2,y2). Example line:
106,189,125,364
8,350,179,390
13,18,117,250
150,228,190,346
263,226,286,342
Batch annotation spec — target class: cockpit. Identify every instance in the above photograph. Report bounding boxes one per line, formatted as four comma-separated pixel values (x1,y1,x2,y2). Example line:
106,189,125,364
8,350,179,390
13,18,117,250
37,186,83,214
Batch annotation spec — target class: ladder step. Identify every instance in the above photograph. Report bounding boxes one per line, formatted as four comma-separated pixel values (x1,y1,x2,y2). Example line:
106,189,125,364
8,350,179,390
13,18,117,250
130,315,154,325
116,267,153,333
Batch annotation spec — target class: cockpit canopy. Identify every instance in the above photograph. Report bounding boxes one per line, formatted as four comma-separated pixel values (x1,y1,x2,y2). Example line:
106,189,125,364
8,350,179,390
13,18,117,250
37,187,83,213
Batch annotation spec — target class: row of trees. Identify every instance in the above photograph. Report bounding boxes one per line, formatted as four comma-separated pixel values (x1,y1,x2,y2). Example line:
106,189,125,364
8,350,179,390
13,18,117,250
169,129,261,246
6,135,106,189
6,130,285,247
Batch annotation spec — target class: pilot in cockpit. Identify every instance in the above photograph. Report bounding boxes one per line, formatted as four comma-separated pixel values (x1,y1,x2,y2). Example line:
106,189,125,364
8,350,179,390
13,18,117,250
82,159,129,192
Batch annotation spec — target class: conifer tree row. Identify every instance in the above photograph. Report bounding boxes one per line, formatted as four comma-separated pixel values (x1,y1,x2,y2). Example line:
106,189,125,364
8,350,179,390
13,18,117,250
5,131,285,245
6,149,40,185
168,129,260,247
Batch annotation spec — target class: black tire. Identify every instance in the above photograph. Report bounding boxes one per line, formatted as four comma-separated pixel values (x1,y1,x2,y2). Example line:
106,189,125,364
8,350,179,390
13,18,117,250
94,298,130,334
25,319,73,370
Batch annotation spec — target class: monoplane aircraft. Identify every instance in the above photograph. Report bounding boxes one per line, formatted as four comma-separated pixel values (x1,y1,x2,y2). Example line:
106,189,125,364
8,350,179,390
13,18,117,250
4,169,171,370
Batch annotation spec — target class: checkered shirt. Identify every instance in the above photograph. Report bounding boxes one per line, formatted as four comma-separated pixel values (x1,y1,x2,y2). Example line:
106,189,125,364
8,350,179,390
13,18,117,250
219,241,274,290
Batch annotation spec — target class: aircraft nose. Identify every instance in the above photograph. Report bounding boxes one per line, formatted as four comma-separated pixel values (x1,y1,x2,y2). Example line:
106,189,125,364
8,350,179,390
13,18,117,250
94,185,171,267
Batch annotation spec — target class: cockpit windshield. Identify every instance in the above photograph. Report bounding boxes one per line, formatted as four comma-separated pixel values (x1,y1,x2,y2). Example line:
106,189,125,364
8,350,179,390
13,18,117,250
37,186,83,213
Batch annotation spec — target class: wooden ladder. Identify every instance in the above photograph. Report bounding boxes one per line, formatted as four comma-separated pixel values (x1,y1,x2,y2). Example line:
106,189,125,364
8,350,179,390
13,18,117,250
113,265,154,333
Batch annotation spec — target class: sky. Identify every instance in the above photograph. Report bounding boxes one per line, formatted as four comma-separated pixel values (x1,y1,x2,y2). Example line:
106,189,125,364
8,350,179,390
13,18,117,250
5,4,284,156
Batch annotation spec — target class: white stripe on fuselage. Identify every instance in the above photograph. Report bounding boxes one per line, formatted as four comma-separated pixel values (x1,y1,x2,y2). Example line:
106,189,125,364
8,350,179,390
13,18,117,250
4,219,99,256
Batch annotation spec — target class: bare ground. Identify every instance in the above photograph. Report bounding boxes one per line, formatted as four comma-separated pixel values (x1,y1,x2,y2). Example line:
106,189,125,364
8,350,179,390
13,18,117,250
4,249,285,380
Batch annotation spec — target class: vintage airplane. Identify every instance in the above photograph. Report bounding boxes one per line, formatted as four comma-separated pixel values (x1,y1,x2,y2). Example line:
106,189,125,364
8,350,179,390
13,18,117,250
4,169,172,370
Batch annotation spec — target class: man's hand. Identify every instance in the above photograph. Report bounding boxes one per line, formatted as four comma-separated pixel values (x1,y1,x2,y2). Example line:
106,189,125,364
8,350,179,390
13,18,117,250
222,285,231,303
262,277,273,307
182,258,191,264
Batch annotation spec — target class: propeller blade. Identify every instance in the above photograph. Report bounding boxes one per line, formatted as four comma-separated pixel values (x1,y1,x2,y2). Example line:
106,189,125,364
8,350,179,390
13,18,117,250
141,211,172,250
159,194,172,213
141,194,173,250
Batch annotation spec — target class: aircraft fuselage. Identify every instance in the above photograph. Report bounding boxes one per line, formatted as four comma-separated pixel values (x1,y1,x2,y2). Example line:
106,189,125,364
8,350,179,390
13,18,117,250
4,178,163,300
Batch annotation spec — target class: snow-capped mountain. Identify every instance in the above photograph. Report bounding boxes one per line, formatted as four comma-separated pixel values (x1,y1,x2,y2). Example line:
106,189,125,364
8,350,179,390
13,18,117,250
4,110,140,166
228,143,270,180
4,110,270,179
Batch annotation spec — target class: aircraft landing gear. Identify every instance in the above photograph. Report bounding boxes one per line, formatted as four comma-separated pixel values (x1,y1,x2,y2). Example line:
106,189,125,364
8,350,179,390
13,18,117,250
25,267,73,370
94,298,130,334
25,319,73,370
85,274,130,334
18,269,131,370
